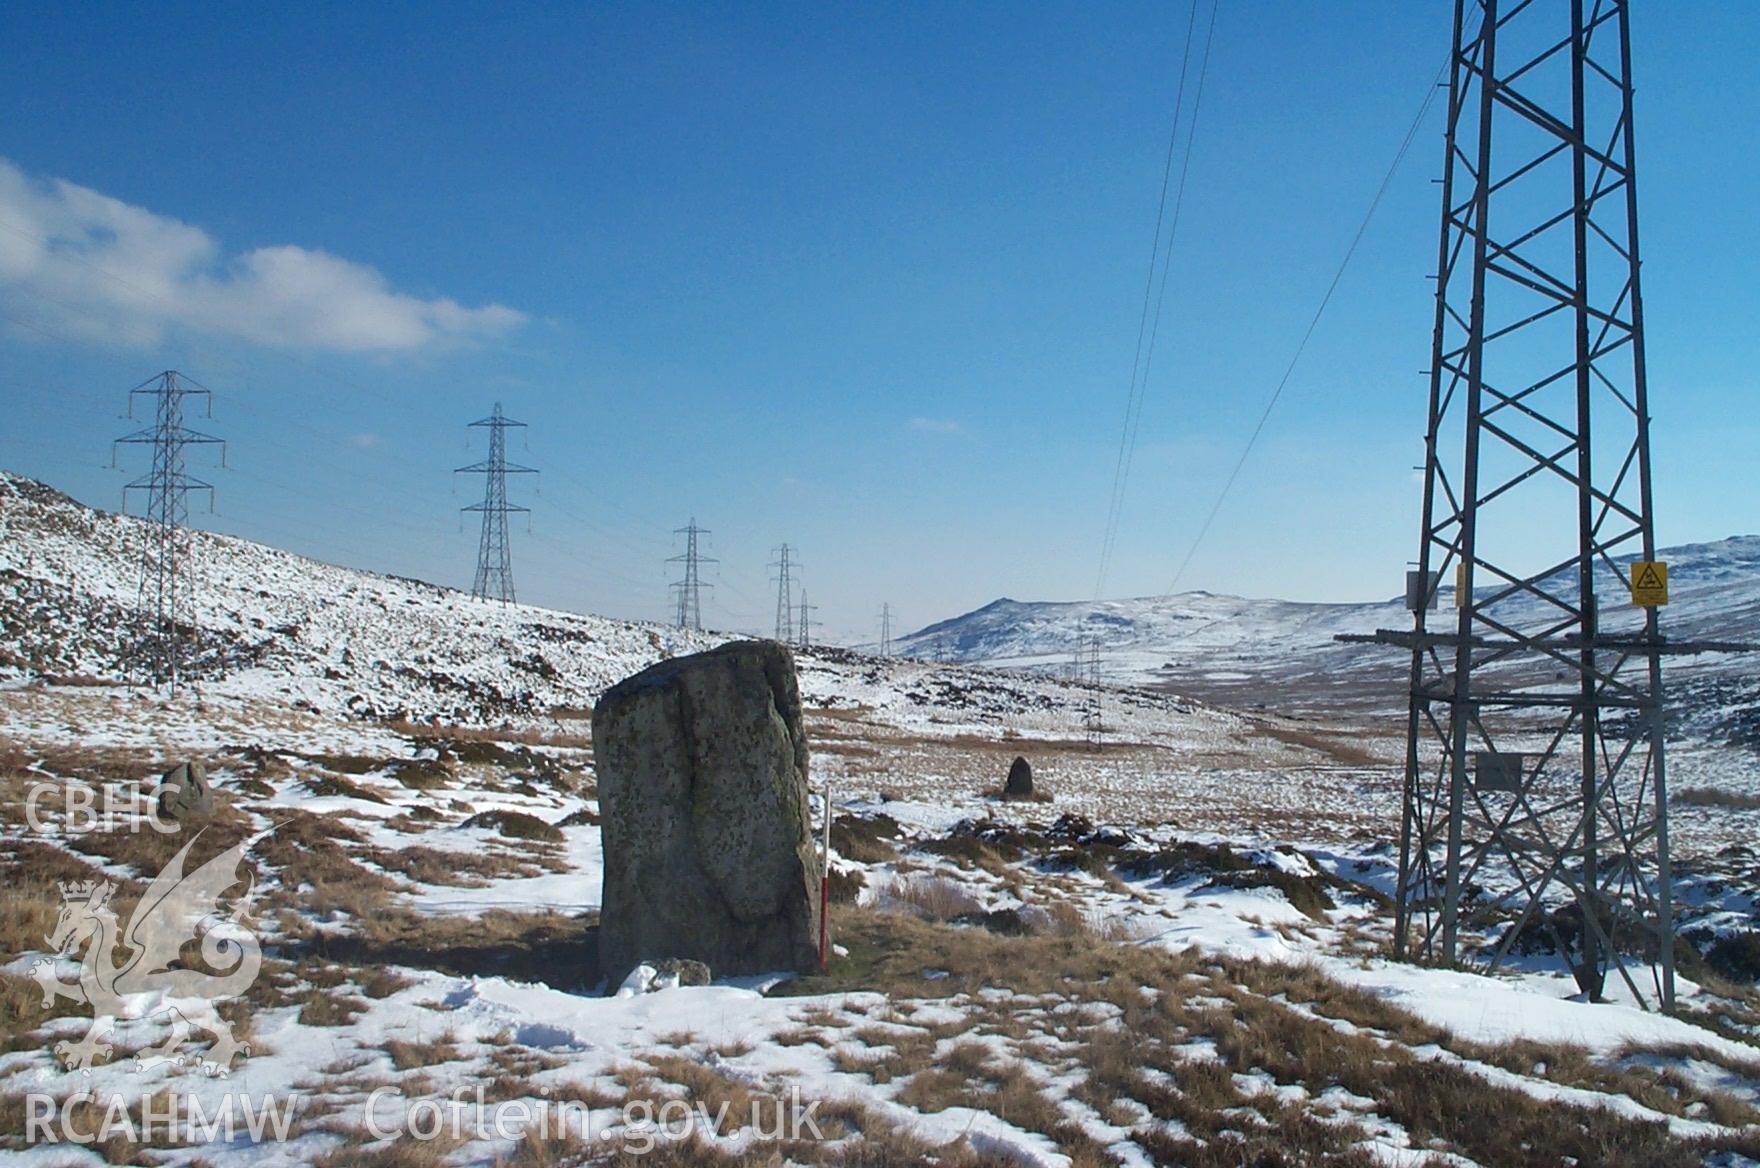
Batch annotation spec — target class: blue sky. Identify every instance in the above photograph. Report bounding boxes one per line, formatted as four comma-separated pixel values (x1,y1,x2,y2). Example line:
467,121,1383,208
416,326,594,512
1,2,1755,643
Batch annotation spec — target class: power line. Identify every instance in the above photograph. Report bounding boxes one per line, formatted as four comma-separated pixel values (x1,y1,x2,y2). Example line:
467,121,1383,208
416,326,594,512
1382,0,1677,1009
455,402,536,604
111,371,227,694
1095,0,1218,600
0,212,700,627
1165,25,1460,593
797,588,820,649
667,518,715,630
770,544,797,642
0,211,680,574
3,206,806,634
1081,635,1106,751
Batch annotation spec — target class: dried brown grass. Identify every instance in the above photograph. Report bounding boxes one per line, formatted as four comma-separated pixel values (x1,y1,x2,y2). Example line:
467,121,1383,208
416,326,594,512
1675,786,1760,810
384,1033,461,1071
787,906,1738,1166
312,1129,467,1168
881,873,984,922
384,718,593,752
299,906,600,991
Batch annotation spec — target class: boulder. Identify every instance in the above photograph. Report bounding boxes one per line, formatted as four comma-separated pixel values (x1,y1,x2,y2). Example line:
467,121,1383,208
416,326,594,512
592,640,822,985
156,760,213,824
1004,756,1034,800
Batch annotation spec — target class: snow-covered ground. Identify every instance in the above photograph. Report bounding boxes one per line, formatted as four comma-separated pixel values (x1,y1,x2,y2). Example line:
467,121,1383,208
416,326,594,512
5,716,1760,1166
4,469,1760,1165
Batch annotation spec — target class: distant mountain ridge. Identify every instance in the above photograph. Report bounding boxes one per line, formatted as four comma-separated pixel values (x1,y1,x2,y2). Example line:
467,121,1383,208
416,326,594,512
899,537,1760,722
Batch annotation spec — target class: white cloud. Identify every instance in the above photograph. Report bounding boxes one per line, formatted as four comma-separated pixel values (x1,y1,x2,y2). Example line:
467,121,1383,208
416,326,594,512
908,416,962,435
0,157,525,352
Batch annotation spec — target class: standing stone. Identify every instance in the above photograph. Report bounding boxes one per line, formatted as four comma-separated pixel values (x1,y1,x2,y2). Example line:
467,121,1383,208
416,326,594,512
592,640,822,985
1004,756,1034,800
156,760,214,824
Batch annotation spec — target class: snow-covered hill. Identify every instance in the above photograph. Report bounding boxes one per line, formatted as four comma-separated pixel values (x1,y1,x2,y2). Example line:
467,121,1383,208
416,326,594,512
0,472,724,723
902,538,1760,724
0,471,1260,756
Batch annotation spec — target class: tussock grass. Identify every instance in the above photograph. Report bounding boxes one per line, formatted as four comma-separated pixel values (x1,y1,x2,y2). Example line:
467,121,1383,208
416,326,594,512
304,771,391,804
495,1127,596,1167
61,791,256,881
298,987,368,1027
829,813,900,863
1675,787,1760,810
299,907,600,990
0,971,75,1054
312,1130,466,1168
0,841,147,1049
460,809,564,843
879,874,984,922
11,741,156,787
1235,957,1760,1127
385,719,593,753
363,842,559,886
641,1054,783,1137
0,841,128,957
361,967,415,999
386,757,454,790
484,1043,570,1089
384,1034,460,1071
253,811,402,917
783,906,1753,1166
0,1087,198,1163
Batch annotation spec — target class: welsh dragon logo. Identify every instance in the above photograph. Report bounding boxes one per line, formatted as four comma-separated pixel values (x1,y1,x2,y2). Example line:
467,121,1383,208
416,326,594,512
30,831,262,1076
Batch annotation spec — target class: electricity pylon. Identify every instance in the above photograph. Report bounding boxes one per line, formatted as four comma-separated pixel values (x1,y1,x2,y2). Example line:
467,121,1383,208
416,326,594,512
456,403,536,604
1082,636,1105,750
878,603,894,657
1385,0,1677,1008
771,545,796,642
112,371,226,695
669,519,715,630
797,590,819,649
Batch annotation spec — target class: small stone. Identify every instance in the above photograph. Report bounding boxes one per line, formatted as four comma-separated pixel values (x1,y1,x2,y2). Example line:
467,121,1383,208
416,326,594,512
1004,756,1033,800
156,760,213,824
615,958,713,995
651,957,712,989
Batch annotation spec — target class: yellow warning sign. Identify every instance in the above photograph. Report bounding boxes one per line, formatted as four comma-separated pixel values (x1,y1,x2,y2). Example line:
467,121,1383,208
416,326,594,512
1631,561,1668,607
1455,562,1469,607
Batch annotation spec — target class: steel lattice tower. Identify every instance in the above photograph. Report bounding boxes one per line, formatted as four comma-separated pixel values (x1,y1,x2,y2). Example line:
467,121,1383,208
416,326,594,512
1392,0,1674,1008
797,589,819,649
457,403,537,604
669,519,715,630
113,371,226,694
878,603,894,657
1082,636,1106,750
771,545,796,642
